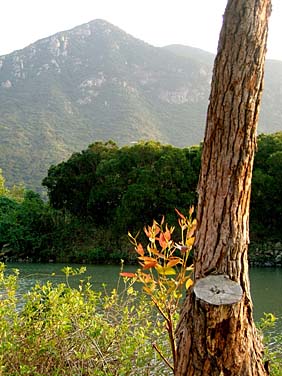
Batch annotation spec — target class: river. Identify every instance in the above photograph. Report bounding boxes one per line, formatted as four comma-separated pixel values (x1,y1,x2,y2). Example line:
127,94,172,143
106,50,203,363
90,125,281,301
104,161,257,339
4,262,282,323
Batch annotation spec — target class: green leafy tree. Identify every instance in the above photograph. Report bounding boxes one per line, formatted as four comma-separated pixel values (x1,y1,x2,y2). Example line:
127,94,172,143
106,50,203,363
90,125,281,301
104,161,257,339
43,141,118,218
44,140,201,235
251,133,282,239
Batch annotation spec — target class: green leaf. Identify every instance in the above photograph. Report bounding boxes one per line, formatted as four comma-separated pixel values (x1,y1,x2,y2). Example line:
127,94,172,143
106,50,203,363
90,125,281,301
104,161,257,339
155,265,176,275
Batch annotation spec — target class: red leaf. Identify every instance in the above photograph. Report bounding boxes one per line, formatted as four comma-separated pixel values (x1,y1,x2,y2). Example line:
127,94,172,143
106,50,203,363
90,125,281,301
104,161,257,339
136,243,144,256
120,272,136,278
138,256,158,269
175,208,185,219
148,247,166,259
159,226,171,249
144,222,160,239
159,232,168,249
164,226,171,241
140,261,158,269
138,256,156,262
167,257,182,267
144,225,152,238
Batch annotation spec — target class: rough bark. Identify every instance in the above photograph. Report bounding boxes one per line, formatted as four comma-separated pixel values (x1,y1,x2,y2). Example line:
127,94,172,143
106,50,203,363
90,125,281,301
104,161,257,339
175,1,272,375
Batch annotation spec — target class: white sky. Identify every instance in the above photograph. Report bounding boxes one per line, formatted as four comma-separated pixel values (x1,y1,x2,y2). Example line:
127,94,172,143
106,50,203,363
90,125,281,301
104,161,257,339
0,0,281,61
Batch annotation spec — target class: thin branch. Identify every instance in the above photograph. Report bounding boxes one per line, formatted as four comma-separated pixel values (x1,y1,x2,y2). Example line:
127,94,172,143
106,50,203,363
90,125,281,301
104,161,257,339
152,342,174,372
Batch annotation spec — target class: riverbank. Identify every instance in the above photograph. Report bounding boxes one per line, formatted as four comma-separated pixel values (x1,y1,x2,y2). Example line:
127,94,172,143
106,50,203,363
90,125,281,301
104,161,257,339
2,240,282,267
249,241,282,267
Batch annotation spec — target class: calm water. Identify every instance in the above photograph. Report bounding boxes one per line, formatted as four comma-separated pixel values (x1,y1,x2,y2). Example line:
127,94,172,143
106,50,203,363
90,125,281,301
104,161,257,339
4,262,282,322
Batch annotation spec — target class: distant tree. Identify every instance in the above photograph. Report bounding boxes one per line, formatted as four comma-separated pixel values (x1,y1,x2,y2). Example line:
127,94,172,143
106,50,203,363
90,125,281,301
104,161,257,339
43,141,118,218
251,134,282,238
175,0,271,375
254,132,282,171
43,140,201,232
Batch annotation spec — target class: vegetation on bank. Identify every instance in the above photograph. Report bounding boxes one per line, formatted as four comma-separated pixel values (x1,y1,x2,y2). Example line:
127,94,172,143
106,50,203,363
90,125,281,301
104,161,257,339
0,263,172,376
0,189,281,375
0,261,281,376
0,132,282,263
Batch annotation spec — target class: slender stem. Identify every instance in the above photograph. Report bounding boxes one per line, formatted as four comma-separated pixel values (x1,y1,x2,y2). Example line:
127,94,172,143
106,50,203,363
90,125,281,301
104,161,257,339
152,343,174,372
151,295,168,321
166,309,177,370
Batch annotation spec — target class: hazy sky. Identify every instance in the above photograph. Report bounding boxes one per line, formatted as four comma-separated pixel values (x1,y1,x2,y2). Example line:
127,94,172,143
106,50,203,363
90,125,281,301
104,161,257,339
1,0,281,61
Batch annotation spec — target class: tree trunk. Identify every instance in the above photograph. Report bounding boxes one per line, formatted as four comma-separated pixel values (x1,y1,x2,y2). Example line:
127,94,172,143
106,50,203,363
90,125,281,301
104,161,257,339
175,1,272,375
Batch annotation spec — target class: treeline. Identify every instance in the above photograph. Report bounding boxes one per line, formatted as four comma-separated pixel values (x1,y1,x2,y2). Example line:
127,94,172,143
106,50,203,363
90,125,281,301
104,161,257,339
250,133,282,240
43,140,201,232
0,133,281,263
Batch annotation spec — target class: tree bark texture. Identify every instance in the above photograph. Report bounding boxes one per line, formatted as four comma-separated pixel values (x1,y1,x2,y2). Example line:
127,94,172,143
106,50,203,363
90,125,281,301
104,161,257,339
175,1,271,375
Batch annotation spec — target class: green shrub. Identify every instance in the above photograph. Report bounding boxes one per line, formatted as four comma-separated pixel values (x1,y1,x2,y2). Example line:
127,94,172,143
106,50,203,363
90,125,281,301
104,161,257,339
0,263,172,376
257,313,282,376
1,261,281,376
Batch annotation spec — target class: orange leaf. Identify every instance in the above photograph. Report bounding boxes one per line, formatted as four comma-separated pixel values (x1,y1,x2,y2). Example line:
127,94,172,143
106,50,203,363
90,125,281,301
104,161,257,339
159,232,167,249
189,206,194,216
138,256,158,269
167,257,182,268
153,220,161,235
136,243,144,256
159,227,171,249
187,226,197,238
164,226,171,241
144,223,160,239
138,256,156,262
140,261,158,270
148,247,166,259
144,225,152,238
175,208,185,219
120,272,136,278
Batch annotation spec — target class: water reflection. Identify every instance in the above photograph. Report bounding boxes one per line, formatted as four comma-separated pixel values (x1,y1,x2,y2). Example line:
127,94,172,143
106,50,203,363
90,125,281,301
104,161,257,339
250,267,282,321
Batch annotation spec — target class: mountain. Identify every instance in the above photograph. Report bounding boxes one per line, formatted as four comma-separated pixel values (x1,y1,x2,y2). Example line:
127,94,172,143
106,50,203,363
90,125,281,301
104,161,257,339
0,19,281,191
163,44,215,65
164,44,282,135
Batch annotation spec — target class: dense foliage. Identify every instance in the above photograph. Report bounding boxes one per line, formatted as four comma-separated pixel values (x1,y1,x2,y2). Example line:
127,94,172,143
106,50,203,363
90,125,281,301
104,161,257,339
0,264,281,376
0,263,172,376
0,133,281,263
42,140,200,231
250,132,282,240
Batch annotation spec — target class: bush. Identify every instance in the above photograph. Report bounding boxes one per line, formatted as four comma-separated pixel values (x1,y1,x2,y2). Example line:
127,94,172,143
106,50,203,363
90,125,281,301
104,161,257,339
257,313,282,376
0,262,281,376
0,263,172,376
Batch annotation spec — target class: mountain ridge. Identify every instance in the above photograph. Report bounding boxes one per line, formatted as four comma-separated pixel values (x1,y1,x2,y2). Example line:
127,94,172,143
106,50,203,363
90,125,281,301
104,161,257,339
0,19,281,191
